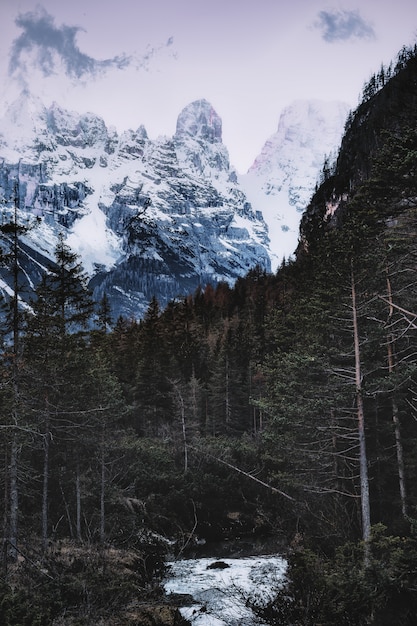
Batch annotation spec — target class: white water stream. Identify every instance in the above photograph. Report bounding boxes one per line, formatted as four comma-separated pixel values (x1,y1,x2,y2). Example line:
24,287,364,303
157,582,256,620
163,554,287,626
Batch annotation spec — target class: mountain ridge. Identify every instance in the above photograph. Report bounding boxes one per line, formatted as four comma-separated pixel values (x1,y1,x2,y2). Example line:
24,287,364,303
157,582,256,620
0,93,348,319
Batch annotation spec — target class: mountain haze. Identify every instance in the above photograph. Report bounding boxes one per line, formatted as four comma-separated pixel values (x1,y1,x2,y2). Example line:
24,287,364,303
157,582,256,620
242,99,349,269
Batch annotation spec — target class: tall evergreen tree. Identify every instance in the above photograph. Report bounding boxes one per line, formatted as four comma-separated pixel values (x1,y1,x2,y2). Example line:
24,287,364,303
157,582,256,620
22,234,95,549
135,297,174,435
0,178,30,562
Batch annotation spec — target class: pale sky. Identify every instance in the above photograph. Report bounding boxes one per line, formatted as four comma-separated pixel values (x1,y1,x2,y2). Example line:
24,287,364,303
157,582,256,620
0,0,416,172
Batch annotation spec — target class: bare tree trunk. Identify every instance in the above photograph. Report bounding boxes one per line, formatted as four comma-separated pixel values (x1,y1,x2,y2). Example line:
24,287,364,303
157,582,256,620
351,267,371,545
2,447,8,568
76,456,82,541
225,354,231,427
330,409,339,489
170,380,188,472
60,478,74,538
100,427,105,544
42,419,50,553
8,435,18,561
206,451,296,501
9,175,20,561
385,272,408,517
8,183,20,562
181,399,188,473
390,392,407,517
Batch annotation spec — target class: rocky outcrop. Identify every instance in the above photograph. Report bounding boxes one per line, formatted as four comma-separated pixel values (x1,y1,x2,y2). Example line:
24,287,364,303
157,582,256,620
175,98,222,144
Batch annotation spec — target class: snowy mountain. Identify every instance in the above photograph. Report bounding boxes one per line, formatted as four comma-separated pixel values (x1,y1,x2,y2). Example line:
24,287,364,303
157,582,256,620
0,93,349,319
241,100,350,270
0,95,270,319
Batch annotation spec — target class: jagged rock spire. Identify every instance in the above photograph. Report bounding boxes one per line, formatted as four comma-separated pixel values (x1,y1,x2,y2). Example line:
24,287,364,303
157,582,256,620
175,99,222,143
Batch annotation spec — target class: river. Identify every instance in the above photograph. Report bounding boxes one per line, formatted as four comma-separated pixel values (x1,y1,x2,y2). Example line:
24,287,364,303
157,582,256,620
163,553,287,625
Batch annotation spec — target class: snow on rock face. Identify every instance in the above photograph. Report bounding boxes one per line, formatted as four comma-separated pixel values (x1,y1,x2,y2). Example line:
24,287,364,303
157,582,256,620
249,100,348,185
47,102,109,149
94,125,270,318
0,91,51,159
118,125,148,161
0,93,269,320
175,99,222,144
0,92,349,318
242,99,349,269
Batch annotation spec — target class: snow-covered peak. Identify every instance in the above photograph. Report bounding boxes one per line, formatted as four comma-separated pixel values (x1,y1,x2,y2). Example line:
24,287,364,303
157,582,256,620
242,99,349,270
2,90,47,127
135,125,148,140
0,91,49,156
117,126,148,162
249,99,349,177
0,94,270,319
0,91,350,317
47,102,109,148
175,99,222,144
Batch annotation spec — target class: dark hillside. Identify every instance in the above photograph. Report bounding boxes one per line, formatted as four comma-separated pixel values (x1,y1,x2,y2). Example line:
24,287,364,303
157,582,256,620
299,43,417,251
337,45,417,185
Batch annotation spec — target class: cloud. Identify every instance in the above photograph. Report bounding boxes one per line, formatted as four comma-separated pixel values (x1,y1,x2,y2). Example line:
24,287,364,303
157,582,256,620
8,6,174,81
315,9,375,43
136,36,176,72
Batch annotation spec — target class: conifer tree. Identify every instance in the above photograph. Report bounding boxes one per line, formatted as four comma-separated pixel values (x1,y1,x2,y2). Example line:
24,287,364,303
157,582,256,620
84,344,125,543
135,297,174,435
0,177,30,562
23,233,94,548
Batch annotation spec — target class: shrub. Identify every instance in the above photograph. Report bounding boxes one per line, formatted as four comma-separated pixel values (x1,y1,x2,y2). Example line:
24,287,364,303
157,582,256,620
249,524,417,625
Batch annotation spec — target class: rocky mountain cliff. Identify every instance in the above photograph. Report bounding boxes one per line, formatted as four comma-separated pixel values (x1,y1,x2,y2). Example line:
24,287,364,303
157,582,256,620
241,99,349,269
0,91,350,319
0,95,270,319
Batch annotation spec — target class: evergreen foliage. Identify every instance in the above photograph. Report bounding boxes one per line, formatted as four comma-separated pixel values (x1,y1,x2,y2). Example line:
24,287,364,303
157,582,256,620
249,525,417,625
